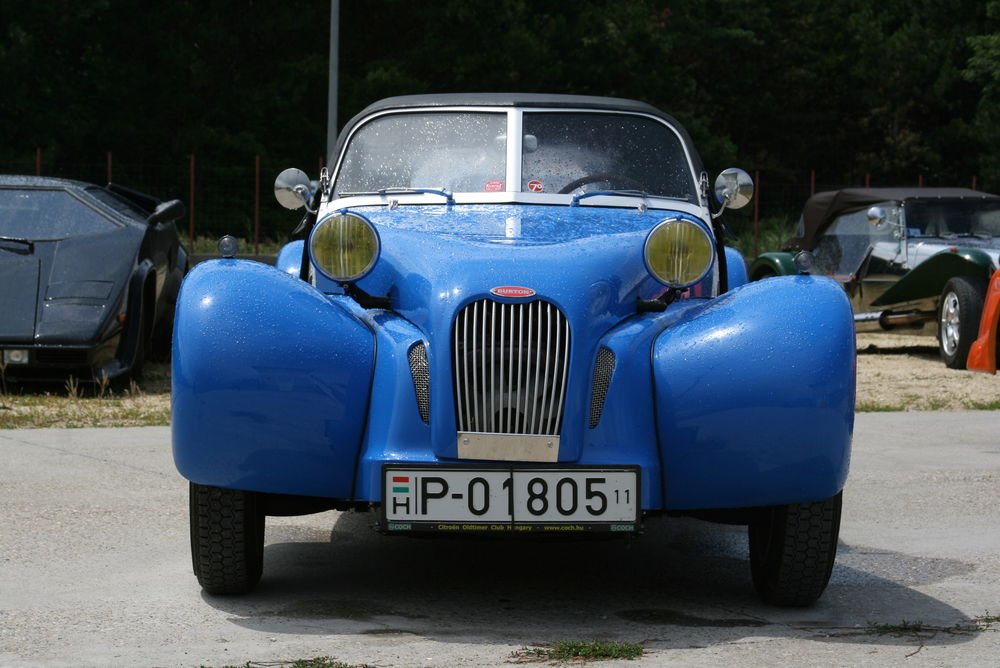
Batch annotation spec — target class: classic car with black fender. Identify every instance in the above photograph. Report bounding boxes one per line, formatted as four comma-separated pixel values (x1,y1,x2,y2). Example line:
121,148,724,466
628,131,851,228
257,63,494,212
172,94,856,606
749,187,1000,368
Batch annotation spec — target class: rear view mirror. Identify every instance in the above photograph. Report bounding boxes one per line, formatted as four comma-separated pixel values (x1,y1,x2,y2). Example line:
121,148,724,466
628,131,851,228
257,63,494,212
275,168,314,211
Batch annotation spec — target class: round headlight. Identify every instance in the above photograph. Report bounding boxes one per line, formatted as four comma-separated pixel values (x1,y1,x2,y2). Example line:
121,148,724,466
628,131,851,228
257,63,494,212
309,212,380,282
644,218,715,288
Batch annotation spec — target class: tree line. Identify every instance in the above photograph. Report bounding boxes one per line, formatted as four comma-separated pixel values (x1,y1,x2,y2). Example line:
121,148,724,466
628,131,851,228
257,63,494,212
2,0,998,235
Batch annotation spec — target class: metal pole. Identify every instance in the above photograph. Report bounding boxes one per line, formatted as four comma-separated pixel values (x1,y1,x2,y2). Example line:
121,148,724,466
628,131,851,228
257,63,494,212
918,174,924,187
327,0,339,159
810,169,815,196
107,152,113,183
973,175,978,190
865,173,871,189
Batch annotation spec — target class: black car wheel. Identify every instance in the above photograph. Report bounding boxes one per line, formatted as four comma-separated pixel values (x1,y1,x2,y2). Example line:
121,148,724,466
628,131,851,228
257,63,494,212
749,492,842,606
938,277,986,370
190,482,265,595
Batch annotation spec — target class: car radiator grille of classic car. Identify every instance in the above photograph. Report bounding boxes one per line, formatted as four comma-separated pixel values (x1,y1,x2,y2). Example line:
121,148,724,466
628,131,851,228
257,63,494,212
450,298,570,462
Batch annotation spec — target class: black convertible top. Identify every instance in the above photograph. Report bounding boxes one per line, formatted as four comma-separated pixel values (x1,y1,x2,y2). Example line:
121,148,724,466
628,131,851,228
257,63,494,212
332,93,704,176
789,187,1000,250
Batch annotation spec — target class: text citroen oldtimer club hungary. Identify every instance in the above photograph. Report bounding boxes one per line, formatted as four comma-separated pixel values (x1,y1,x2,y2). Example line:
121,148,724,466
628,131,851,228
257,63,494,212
172,94,856,606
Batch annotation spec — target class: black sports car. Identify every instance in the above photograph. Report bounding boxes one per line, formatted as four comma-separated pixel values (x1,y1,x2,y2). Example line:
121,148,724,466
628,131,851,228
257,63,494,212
0,175,187,382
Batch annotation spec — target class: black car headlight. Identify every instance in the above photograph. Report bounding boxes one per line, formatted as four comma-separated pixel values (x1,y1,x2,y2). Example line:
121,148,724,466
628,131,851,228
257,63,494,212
644,218,715,288
309,212,380,282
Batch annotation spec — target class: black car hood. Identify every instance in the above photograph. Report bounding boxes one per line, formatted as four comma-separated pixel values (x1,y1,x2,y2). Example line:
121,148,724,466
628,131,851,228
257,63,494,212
0,227,142,344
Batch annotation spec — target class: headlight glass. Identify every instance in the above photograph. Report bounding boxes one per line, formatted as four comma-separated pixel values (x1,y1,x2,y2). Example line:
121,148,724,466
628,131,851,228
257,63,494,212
310,212,380,282
644,218,715,288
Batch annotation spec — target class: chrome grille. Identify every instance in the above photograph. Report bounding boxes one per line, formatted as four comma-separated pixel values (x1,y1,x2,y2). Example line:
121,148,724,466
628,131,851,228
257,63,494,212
453,299,571,436
589,347,616,428
407,342,430,424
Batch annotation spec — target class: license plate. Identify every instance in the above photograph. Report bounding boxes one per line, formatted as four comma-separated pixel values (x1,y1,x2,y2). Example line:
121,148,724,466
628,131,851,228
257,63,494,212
382,466,639,533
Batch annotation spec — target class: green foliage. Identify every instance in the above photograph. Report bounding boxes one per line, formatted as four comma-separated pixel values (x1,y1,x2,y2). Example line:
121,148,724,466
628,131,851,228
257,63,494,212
0,0,997,235
728,215,797,260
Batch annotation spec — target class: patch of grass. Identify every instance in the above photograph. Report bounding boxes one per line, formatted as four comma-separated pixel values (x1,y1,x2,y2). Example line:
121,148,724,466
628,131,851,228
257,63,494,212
973,611,1000,631
969,399,1000,410
855,401,906,413
512,640,644,662
0,363,171,429
210,658,371,668
866,613,1000,637
867,620,929,637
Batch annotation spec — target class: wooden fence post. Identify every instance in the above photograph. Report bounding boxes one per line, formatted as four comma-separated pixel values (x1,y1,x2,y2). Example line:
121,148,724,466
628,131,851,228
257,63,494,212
254,154,261,256
188,154,196,244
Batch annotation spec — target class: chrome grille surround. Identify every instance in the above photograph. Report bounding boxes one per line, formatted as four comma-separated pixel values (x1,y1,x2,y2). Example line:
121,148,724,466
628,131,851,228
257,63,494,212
407,342,430,424
452,299,571,439
589,347,616,428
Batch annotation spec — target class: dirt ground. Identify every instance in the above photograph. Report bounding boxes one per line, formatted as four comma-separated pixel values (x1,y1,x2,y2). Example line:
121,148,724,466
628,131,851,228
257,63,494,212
856,332,1000,410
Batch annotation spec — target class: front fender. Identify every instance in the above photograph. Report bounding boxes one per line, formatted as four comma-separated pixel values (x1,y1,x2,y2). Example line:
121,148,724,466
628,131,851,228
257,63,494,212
171,259,375,498
748,251,797,280
872,247,995,307
653,276,855,509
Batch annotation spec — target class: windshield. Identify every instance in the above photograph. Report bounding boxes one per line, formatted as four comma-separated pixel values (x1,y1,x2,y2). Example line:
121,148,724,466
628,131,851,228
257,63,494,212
813,204,899,278
521,112,695,200
333,109,697,201
335,112,507,195
0,189,118,240
904,199,1000,237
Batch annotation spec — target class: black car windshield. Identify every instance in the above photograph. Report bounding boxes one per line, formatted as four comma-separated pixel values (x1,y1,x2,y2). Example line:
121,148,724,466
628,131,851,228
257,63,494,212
0,189,118,240
521,112,696,200
905,199,1000,237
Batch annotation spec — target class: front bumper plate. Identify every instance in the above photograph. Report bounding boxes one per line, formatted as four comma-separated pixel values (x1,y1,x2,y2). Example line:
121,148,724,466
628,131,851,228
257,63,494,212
382,465,639,533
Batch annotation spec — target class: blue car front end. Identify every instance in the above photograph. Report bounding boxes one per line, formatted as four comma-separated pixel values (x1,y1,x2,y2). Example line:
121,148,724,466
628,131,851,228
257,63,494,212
172,94,855,605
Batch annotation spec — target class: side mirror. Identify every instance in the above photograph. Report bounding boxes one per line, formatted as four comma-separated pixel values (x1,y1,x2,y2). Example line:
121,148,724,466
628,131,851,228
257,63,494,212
275,168,314,211
147,199,185,225
713,168,754,214
867,206,886,227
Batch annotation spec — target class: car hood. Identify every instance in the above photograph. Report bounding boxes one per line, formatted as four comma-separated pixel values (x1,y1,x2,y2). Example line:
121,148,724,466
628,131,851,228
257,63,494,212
338,203,709,339
0,228,141,344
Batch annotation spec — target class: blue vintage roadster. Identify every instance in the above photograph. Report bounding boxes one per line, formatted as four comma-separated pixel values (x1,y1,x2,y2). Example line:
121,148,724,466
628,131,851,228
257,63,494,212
172,94,855,605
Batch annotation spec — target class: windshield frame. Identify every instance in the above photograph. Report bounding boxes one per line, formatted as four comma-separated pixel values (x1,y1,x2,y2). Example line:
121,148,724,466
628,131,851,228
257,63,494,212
328,106,704,211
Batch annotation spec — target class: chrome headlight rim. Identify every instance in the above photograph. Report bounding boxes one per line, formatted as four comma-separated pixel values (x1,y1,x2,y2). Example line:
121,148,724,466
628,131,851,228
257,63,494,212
643,216,716,289
308,210,381,283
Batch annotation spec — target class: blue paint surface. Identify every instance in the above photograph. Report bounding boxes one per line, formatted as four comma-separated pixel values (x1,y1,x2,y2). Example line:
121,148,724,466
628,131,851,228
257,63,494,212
172,202,855,513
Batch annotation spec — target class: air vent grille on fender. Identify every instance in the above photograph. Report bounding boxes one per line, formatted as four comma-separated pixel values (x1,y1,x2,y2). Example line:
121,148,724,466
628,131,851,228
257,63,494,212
589,347,616,428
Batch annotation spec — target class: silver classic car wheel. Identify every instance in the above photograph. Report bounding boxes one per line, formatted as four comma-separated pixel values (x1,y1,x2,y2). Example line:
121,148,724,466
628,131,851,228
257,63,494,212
190,482,264,595
938,277,985,369
748,492,842,606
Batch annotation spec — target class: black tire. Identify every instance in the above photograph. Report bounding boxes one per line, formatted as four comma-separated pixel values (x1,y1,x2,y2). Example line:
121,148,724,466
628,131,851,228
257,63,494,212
749,492,842,606
938,276,986,369
190,482,265,595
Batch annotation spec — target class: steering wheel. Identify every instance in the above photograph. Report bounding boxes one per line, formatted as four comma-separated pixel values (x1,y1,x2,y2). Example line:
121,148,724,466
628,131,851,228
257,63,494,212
558,173,649,194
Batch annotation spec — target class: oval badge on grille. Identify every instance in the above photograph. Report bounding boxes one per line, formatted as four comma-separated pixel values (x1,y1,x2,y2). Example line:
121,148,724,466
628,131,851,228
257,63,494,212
491,286,536,299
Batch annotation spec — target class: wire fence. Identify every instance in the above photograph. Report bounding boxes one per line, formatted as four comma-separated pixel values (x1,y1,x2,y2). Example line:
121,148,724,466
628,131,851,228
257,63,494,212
2,150,989,256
